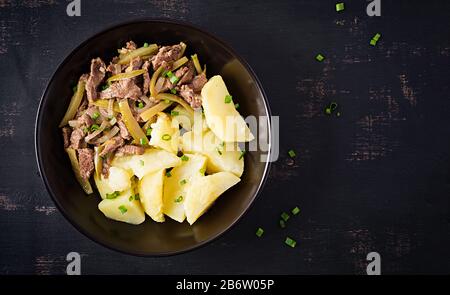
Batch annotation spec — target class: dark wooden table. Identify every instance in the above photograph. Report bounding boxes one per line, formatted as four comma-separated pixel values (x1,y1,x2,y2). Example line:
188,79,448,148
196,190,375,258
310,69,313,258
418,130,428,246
0,0,449,274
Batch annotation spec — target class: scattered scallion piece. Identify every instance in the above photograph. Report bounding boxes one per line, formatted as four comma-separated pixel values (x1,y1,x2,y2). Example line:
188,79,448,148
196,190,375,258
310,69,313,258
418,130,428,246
325,102,339,115
224,94,233,104
101,84,109,91
239,151,246,160
288,149,296,158
162,134,171,141
106,191,120,199
91,112,100,120
281,212,290,222
316,54,325,62
90,124,100,132
199,168,206,175
129,195,134,202
279,219,286,228
180,179,187,185
170,88,177,94
292,207,300,215
134,194,140,201
146,128,152,136
175,196,183,203
143,42,149,48
166,170,172,177
285,237,297,248
256,227,264,237
118,205,128,214
335,2,345,12
171,110,179,116
372,33,381,41
137,102,144,109
140,160,145,166
139,137,146,145
181,155,189,161
234,103,240,109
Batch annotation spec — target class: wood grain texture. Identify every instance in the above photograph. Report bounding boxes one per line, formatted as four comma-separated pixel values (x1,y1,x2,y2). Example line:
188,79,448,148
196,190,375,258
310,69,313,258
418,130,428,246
0,0,449,274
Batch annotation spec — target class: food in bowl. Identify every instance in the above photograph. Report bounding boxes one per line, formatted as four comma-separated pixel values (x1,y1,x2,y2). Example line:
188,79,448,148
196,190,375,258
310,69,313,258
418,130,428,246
59,40,254,225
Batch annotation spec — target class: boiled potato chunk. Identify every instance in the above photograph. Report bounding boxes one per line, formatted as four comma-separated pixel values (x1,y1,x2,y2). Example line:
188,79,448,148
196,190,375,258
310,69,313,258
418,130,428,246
98,188,145,225
181,130,244,177
185,172,241,225
149,112,179,154
94,167,133,199
163,154,207,222
201,75,254,142
111,148,181,179
138,169,165,222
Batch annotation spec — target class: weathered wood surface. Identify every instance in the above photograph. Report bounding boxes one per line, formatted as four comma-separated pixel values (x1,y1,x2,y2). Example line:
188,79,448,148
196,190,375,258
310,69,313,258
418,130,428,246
0,0,449,274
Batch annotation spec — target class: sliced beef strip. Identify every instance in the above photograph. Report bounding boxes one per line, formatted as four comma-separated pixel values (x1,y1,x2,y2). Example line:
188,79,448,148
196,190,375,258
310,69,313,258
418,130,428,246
142,60,151,95
177,61,195,86
128,57,143,71
78,148,95,180
99,79,142,100
151,44,183,70
62,127,71,148
115,145,145,156
99,136,124,157
191,73,208,92
117,120,130,140
86,58,106,102
107,63,122,76
70,128,86,149
179,84,202,109
126,41,137,51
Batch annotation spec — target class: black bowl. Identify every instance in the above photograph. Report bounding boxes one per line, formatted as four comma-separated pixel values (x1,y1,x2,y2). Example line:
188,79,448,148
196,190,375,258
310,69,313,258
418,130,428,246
35,19,271,256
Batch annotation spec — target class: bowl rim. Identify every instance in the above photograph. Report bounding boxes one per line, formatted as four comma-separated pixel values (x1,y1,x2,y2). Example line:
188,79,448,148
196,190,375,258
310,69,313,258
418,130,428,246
35,18,272,257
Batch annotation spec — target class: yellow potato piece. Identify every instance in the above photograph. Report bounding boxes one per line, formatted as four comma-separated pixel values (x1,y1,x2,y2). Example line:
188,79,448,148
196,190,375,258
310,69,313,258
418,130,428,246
163,154,207,222
185,172,241,225
181,130,244,177
98,188,145,225
149,112,180,154
94,167,133,199
111,148,181,179
138,169,165,222
201,75,254,142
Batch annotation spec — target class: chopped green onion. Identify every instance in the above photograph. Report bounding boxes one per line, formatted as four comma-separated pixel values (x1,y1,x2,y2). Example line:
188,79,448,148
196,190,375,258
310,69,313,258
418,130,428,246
335,2,345,12
106,191,120,199
90,124,100,132
139,137,146,145
239,151,246,160
370,39,377,46
162,134,171,141
199,168,206,175
175,196,183,203
171,110,179,116
180,179,187,185
146,128,152,136
181,155,189,161
256,227,264,237
224,95,233,104
234,103,240,109
118,205,127,214
325,102,338,115
161,70,168,77
134,194,140,201
166,70,173,77
91,112,100,120
285,237,297,248
129,195,134,202
101,84,109,91
169,75,179,84
316,54,325,62
288,150,296,158
279,219,286,228
137,102,144,109
83,127,89,133
143,42,149,48
281,212,290,222
140,160,145,166
170,88,177,94
292,207,300,215
372,33,381,41
166,170,172,177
